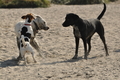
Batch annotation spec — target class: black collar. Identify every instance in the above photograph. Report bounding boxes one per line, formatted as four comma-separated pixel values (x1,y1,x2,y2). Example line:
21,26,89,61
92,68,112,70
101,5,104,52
33,21,39,30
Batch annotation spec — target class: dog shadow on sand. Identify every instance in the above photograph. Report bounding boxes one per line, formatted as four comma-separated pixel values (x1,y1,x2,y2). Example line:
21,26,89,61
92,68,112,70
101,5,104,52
42,56,83,65
0,58,19,67
42,53,112,66
114,49,120,53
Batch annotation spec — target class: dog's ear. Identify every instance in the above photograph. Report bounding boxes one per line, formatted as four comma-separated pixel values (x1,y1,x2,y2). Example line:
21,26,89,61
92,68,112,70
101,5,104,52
71,14,79,20
73,14,79,19
21,15,27,19
67,13,79,20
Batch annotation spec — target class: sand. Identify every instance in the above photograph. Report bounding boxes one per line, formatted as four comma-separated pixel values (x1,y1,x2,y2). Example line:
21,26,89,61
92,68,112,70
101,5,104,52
0,3,120,80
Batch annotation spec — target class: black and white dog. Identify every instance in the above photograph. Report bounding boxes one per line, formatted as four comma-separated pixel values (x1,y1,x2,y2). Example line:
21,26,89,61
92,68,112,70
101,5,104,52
62,3,109,60
19,13,36,63
15,14,49,61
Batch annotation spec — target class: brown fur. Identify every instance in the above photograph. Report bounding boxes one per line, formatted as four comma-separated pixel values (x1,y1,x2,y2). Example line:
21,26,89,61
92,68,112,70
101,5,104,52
21,13,35,22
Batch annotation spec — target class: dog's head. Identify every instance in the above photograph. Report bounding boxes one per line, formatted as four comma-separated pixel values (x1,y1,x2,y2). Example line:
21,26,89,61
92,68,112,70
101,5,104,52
33,16,49,30
21,13,35,23
62,13,80,27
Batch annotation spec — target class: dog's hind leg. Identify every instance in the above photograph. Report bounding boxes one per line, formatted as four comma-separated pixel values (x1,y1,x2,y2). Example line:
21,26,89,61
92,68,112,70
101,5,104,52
99,35,109,56
97,28,109,56
96,24,109,56
30,39,43,58
72,37,79,59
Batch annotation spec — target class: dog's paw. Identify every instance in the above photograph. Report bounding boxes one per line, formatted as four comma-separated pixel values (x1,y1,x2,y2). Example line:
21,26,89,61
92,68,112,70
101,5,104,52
72,56,78,59
106,53,109,56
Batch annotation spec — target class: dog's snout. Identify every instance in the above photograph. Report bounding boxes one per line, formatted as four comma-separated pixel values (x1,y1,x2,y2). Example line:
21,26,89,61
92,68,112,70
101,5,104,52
44,27,49,30
46,27,49,30
62,23,64,26
62,22,69,27
62,22,65,27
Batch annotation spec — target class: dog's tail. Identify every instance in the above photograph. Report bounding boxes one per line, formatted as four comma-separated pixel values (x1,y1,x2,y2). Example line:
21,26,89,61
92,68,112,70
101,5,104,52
21,35,26,47
97,3,106,20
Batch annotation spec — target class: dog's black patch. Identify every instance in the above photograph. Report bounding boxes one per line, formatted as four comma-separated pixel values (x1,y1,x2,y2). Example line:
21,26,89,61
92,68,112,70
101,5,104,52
21,44,23,47
20,40,23,47
24,33,31,38
24,38,29,42
21,27,31,38
21,27,27,35
21,40,22,43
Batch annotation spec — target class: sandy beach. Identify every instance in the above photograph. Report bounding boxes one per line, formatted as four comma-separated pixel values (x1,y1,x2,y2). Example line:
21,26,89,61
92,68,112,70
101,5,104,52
0,2,120,80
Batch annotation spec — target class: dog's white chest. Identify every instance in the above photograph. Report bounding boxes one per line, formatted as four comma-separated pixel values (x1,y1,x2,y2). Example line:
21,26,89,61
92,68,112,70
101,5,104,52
73,26,81,38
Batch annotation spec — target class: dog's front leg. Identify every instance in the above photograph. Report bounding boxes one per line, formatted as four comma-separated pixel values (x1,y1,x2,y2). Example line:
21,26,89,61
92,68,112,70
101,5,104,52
82,39,88,60
72,36,79,59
